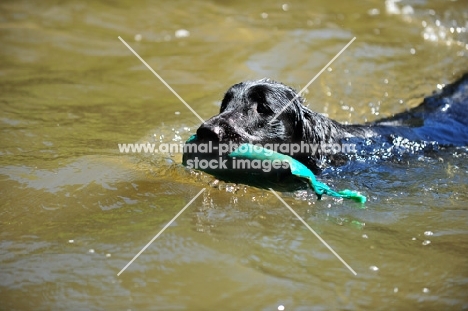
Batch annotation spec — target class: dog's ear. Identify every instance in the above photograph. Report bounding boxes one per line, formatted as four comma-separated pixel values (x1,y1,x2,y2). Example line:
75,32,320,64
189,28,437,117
301,106,345,144
263,84,311,142
300,107,324,144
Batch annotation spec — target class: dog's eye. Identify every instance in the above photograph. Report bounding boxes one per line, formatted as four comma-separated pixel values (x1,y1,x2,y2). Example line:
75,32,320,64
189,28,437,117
249,85,272,114
256,102,270,114
220,92,233,112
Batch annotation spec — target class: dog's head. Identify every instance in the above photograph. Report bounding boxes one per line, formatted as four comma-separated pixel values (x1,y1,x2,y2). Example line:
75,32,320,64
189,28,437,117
196,78,308,145
183,78,344,174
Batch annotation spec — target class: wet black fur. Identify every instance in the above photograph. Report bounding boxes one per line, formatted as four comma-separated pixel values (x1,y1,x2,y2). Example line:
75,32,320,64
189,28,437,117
189,74,468,173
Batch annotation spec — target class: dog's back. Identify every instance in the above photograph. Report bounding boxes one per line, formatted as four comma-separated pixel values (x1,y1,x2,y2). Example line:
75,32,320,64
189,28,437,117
372,73,468,146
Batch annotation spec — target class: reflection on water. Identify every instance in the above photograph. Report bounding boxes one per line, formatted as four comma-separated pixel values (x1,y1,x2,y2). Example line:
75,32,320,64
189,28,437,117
1,0,468,310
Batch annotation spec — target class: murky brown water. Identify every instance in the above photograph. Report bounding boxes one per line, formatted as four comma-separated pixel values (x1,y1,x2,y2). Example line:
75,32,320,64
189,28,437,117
1,0,468,310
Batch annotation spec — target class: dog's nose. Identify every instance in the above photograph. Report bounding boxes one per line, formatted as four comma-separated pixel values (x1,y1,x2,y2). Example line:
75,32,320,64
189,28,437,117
196,124,223,141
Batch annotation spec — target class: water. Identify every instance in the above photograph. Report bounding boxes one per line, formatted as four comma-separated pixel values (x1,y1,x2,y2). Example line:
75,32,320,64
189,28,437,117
1,0,468,310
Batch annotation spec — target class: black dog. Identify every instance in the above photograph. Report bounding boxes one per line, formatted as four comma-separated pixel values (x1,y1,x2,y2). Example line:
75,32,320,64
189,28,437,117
183,74,468,175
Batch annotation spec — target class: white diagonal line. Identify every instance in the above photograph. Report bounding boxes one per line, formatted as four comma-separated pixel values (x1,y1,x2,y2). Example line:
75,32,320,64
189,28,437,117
117,188,206,276
269,37,356,124
118,36,205,123
269,188,357,275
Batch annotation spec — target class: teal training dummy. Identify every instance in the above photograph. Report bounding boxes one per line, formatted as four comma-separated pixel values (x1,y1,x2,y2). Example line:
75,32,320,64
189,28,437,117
229,143,366,203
